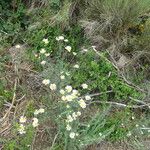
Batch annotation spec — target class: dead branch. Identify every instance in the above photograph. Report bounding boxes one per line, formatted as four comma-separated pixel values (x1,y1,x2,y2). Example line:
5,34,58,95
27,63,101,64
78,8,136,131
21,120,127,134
89,100,150,109
80,90,113,99
0,78,17,124
50,132,59,150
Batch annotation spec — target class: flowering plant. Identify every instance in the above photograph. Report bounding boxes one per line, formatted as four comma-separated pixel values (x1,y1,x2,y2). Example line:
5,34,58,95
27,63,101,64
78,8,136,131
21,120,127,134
38,36,114,149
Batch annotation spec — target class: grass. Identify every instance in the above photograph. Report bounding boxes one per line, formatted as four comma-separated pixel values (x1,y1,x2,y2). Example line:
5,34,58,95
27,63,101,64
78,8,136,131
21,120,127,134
0,1,150,150
79,0,150,82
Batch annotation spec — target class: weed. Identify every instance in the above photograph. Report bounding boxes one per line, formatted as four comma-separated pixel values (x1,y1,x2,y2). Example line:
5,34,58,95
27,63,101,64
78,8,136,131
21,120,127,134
1,1,150,150
71,49,143,101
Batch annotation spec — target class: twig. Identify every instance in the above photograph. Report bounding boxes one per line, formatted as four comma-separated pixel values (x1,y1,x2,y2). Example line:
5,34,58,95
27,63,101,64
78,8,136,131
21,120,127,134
16,94,26,102
3,104,15,108
79,91,113,99
50,132,59,150
0,62,38,74
89,100,149,109
129,97,149,106
106,49,146,93
93,47,118,70
87,90,113,97
0,78,17,123
140,128,150,130
0,124,11,135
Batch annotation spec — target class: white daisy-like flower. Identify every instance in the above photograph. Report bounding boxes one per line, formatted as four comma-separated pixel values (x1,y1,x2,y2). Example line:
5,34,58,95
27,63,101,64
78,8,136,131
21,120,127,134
50,84,57,91
56,36,65,41
34,108,45,115
99,133,102,136
42,38,49,44
79,99,86,109
65,85,72,93
67,115,73,123
85,95,91,100
38,108,45,113
69,132,76,139
15,45,21,49
127,132,132,137
64,39,69,42
131,116,135,120
70,93,77,99
33,118,38,123
34,109,39,115
40,48,46,54
58,36,64,40
65,95,74,102
18,124,26,134
19,130,26,134
32,122,39,128
56,37,60,41
76,133,79,136
77,111,81,116
60,89,65,95
72,90,78,96
73,52,77,56
45,53,50,57
41,60,46,65
72,112,77,120
32,118,39,127
81,83,88,89
73,64,79,69
66,124,72,131
34,54,38,57
65,46,72,52
60,75,65,80
61,96,66,101
19,116,27,123
42,79,50,85
66,105,70,108
135,124,139,127
121,123,124,127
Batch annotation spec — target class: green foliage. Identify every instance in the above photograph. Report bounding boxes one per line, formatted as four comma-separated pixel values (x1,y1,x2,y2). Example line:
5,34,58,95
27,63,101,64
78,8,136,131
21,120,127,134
78,108,115,148
71,50,142,101
53,105,114,150
1,1,149,150
26,100,36,117
25,25,85,50
105,109,132,141
127,18,150,53
4,126,35,150
0,1,29,46
25,25,87,71
0,56,13,109
49,0,62,10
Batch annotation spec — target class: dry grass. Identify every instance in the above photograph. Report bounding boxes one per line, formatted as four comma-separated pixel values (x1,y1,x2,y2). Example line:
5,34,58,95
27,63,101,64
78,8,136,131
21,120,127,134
73,0,150,88
0,45,40,140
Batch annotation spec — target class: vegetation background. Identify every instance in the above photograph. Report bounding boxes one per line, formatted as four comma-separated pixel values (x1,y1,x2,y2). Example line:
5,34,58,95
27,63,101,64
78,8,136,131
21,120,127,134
0,0,150,150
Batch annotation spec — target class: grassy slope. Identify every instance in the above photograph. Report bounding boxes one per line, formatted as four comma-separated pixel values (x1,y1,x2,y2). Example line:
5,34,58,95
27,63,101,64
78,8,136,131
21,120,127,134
0,1,150,150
